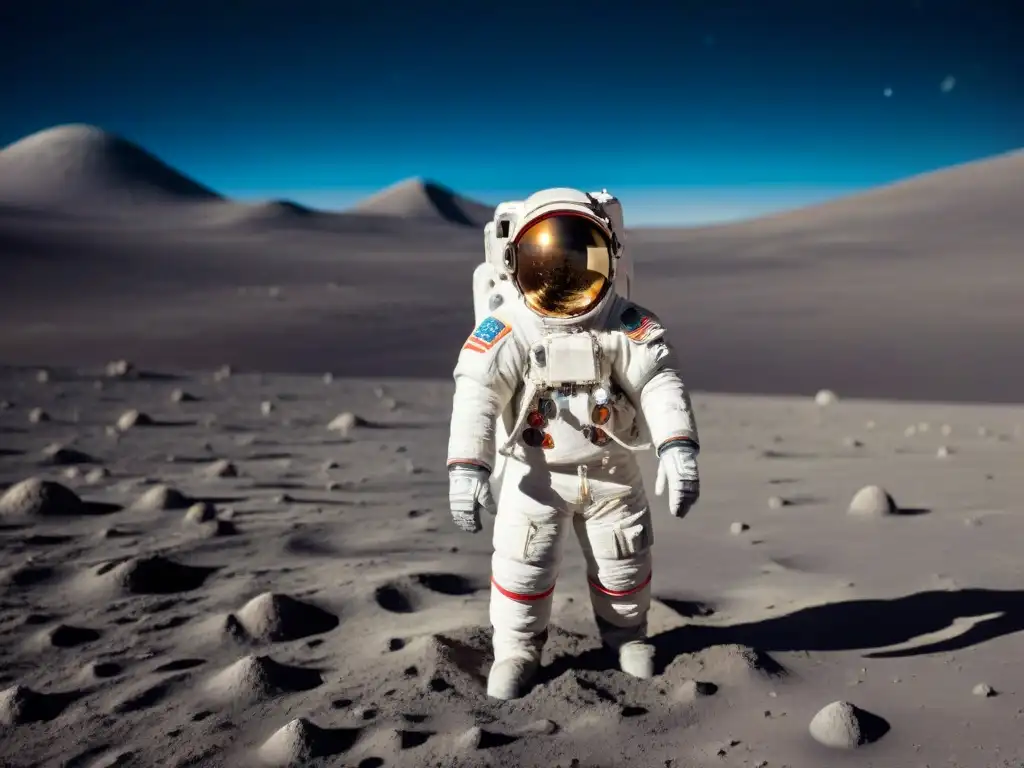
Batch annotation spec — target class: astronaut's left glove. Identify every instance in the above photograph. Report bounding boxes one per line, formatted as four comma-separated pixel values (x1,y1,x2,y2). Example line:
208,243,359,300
448,463,498,533
654,441,700,519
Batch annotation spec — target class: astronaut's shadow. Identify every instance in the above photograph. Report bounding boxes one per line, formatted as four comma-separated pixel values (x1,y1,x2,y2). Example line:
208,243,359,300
541,588,1024,681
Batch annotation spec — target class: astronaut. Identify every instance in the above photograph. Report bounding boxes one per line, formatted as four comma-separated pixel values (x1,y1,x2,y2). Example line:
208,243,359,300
446,188,701,701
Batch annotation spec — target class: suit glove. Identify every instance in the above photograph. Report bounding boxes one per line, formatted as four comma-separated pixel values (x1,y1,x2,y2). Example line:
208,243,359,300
448,463,497,533
654,442,700,519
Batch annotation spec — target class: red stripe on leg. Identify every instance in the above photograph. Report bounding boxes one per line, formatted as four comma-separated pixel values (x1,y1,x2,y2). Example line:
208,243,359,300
588,569,653,597
491,576,556,602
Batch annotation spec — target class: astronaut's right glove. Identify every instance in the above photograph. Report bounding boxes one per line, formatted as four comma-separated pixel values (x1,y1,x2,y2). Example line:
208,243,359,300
654,441,700,519
448,463,498,533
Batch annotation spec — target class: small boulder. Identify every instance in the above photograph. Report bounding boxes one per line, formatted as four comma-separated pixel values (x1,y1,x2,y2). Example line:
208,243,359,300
0,478,83,518
327,412,367,436
116,410,153,431
809,700,888,748
28,408,50,424
847,485,897,517
184,502,217,524
131,484,192,511
170,389,198,403
105,360,135,379
814,389,838,406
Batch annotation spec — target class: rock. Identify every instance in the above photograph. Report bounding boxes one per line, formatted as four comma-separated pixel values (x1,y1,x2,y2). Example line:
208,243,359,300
105,360,135,378
201,459,238,478
184,502,217,524
62,467,82,480
35,369,50,384
116,410,153,430
0,399,11,410
904,425,917,437
729,522,750,535
841,436,863,448
767,496,787,510
170,388,198,403
814,389,838,406
28,407,50,423
973,683,996,697
131,484,192,511
84,467,111,485
41,443,94,466
327,412,366,436
322,372,334,384
847,485,897,517
0,478,83,517
864,420,875,430
936,445,952,458
940,424,953,436
809,700,888,748
917,422,930,433
260,401,275,416
213,365,233,382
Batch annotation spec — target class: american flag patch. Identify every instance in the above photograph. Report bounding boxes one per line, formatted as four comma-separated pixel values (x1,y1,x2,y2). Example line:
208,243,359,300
463,316,511,353
621,306,658,343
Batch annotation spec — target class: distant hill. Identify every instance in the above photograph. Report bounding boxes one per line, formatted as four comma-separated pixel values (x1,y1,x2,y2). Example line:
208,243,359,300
711,149,1024,242
351,177,494,227
0,124,223,208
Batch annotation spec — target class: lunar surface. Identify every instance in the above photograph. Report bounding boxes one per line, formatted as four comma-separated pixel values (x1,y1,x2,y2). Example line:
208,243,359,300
2,125,1024,767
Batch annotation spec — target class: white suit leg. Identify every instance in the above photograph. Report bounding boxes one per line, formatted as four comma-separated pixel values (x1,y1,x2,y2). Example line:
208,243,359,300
489,460,572,663
573,462,655,677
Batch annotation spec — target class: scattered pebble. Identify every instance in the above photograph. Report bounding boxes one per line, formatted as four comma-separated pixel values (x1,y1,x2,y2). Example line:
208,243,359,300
322,372,334,384
973,683,996,697
767,496,787,510
841,436,863,448
35,369,50,384
940,424,953,436
213,365,233,382
936,445,952,458
729,522,750,535
904,425,917,437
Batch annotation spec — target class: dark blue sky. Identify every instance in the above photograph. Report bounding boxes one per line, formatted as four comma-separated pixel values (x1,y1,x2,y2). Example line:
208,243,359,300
1,0,1021,224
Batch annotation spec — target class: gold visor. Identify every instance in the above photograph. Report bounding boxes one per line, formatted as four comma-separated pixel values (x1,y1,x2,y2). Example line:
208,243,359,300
512,213,613,318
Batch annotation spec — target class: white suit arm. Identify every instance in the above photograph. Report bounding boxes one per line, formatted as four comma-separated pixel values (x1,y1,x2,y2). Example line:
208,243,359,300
446,315,523,472
613,308,700,456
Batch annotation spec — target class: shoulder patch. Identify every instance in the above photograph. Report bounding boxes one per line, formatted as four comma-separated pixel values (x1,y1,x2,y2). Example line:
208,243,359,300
463,316,512,353
620,305,662,344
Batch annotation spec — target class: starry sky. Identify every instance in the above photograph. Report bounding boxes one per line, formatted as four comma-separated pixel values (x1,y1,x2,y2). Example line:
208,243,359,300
1,0,1021,225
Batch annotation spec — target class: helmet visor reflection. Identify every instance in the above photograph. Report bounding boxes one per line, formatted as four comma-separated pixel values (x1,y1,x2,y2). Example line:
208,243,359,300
513,213,612,318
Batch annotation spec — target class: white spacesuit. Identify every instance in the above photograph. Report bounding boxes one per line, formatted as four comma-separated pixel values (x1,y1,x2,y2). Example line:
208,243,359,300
446,188,701,700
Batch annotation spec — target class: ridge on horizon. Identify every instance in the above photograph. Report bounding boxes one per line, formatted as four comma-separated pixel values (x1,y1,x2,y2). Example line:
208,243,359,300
0,123,1020,230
